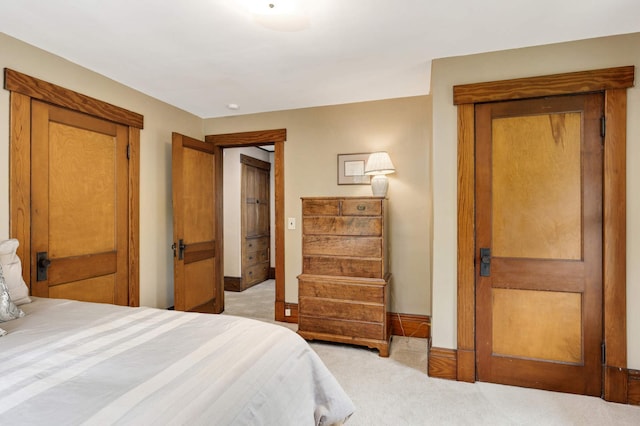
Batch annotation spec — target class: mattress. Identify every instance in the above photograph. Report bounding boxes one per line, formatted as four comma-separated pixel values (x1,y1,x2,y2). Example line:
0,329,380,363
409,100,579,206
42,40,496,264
0,297,354,425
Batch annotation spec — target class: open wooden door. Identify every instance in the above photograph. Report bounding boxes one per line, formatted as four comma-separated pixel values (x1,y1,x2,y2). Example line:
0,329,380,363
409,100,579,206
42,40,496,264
171,133,222,312
475,94,603,395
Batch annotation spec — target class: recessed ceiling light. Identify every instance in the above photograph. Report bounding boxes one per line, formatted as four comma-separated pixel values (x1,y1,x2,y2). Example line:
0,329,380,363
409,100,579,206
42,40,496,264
227,103,239,110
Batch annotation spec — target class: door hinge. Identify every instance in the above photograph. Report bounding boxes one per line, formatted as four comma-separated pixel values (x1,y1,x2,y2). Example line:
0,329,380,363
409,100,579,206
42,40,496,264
126,144,131,159
600,116,606,139
601,342,606,365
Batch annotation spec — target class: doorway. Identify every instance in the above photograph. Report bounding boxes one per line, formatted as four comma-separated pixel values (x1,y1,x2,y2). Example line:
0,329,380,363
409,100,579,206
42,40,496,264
206,129,290,322
222,146,275,321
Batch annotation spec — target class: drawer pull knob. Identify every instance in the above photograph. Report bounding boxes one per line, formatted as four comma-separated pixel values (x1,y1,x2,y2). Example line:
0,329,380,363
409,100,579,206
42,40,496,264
249,256,253,260
357,205,366,211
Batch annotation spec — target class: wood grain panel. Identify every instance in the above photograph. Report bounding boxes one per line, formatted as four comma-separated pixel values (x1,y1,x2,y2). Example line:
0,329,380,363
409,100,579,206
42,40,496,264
299,297,384,322
492,113,581,259
603,89,627,369
184,258,215,311
9,92,31,287
49,122,117,257
428,347,457,380
184,241,216,264
206,128,286,145
302,199,340,216
453,66,634,105
50,275,116,304
492,288,582,363
299,279,383,303
183,148,215,243
4,68,144,128
303,235,382,257
48,251,117,285
303,256,382,278
299,316,384,340
389,313,430,338
457,103,476,359
303,217,382,236
128,127,140,307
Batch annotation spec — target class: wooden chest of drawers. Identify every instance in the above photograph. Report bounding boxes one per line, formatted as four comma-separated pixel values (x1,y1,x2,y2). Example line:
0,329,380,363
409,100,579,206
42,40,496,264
297,197,391,357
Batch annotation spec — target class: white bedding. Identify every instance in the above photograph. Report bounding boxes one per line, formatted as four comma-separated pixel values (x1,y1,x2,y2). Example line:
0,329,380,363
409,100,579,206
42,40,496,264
0,298,354,425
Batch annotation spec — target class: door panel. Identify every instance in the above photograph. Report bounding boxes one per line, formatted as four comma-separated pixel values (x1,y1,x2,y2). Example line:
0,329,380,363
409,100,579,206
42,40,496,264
476,94,603,395
31,101,129,305
172,133,219,312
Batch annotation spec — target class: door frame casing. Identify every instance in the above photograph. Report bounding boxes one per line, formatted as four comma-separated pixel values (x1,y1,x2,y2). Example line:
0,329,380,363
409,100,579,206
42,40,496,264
453,66,634,402
5,68,142,306
206,129,289,321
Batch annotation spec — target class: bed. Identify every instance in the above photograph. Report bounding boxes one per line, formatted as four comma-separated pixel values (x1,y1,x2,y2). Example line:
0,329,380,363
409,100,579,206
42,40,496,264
0,297,355,425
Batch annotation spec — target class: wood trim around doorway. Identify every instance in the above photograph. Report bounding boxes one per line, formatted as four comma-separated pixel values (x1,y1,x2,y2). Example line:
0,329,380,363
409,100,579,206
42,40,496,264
206,129,291,322
6,69,142,307
428,66,634,403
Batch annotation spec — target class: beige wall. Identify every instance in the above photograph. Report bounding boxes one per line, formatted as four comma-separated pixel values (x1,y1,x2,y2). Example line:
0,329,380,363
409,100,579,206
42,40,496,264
205,96,432,314
223,146,272,277
0,33,203,308
431,33,640,368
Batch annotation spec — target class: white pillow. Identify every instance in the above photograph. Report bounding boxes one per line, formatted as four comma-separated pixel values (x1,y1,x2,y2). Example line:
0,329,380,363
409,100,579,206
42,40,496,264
0,239,31,305
0,264,25,322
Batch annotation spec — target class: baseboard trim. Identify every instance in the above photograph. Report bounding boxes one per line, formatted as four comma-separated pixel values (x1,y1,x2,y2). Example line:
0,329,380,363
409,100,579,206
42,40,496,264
224,276,241,292
275,301,298,323
389,313,430,338
427,343,457,380
628,369,640,405
426,346,640,406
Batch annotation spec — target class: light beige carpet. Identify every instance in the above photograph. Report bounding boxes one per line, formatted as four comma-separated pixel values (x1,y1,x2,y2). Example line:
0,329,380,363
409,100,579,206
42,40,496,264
224,280,640,425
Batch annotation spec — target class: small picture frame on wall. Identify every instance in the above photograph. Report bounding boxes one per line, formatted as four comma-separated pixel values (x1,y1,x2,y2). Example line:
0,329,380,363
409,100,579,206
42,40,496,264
337,153,371,185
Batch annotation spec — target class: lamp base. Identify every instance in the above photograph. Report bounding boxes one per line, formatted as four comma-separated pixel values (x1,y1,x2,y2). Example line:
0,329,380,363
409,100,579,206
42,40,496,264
370,174,389,197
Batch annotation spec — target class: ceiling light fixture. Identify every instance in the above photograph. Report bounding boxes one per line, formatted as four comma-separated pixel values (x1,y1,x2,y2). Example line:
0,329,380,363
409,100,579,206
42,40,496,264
238,0,310,32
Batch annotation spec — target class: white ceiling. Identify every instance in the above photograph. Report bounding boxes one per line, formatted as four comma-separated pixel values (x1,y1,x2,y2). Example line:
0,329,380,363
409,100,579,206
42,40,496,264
1,0,639,118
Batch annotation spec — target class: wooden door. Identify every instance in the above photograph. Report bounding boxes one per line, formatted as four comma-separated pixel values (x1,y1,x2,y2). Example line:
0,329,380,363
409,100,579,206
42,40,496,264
475,94,603,395
172,133,220,312
31,101,130,305
241,154,271,290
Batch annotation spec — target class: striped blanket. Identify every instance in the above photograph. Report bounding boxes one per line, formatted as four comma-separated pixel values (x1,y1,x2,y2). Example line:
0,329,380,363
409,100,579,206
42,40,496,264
0,298,354,425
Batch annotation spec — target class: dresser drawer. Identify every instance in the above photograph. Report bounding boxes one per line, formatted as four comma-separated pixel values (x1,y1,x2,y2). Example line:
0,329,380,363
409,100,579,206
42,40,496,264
299,316,384,340
298,276,384,303
303,216,382,236
245,237,269,252
245,262,269,285
302,235,382,257
299,297,385,323
303,256,383,278
302,199,340,216
341,199,382,216
243,248,269,266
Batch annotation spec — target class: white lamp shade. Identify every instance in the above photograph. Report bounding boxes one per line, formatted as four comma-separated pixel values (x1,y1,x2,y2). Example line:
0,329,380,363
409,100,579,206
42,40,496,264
365,152,395,175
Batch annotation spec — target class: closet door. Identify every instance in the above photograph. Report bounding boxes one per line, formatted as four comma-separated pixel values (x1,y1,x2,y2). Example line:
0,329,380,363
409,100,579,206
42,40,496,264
31,101,130,305
475,94,603,395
